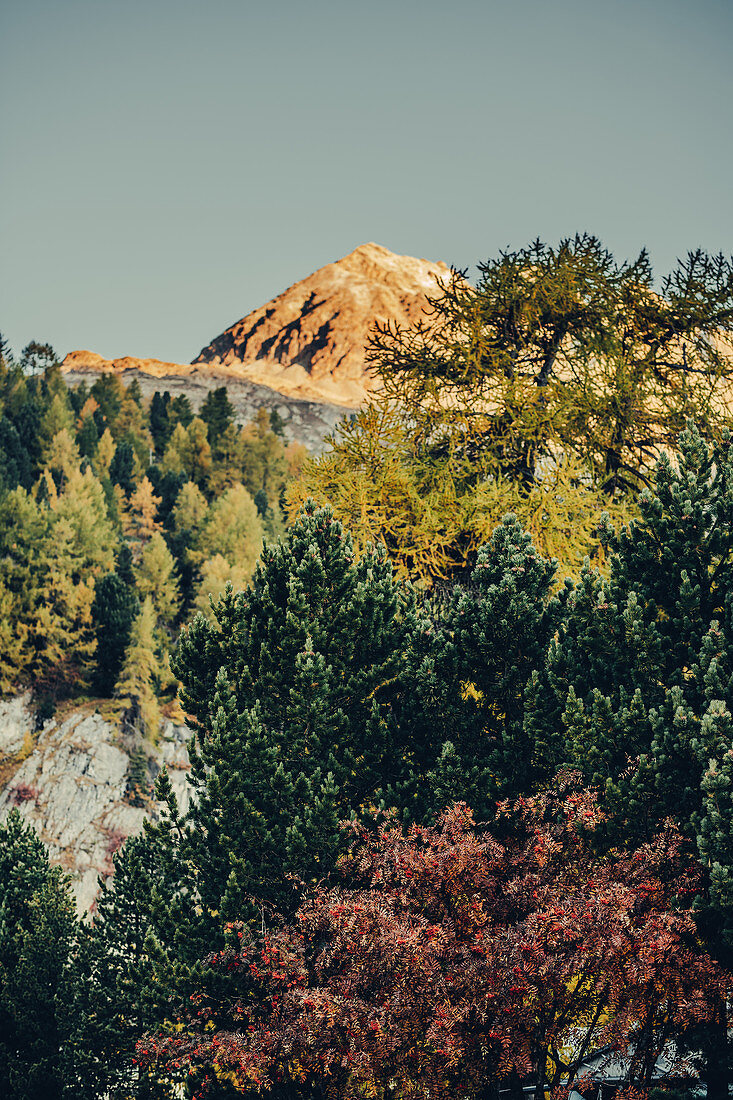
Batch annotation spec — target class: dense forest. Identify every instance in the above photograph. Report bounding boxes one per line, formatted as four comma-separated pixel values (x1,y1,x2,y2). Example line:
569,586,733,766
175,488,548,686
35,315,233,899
0,336,305,733
2,236,733,1099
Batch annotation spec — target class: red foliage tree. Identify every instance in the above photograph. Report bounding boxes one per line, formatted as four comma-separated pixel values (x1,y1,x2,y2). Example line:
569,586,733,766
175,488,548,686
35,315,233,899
138,778,730,1099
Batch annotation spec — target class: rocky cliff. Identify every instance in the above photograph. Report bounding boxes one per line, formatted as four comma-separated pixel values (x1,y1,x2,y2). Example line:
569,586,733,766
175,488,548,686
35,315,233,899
0,695,191,913
193,243,451,406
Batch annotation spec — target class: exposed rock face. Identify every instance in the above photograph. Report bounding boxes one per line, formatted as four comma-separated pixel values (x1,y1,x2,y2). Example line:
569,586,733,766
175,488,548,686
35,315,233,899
193,243,451,406
0,693,33,758
0,700,191,914
61,359,347,454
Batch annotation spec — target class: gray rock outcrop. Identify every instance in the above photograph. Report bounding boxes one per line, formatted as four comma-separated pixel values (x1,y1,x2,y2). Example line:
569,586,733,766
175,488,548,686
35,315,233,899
0,700,191,914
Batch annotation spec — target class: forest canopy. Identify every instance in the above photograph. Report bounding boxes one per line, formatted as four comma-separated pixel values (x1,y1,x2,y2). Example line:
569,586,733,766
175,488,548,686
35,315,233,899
292,236,733,585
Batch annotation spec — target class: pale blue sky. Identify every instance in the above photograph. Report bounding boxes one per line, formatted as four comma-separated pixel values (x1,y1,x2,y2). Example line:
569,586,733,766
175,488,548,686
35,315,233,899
1,0,731,364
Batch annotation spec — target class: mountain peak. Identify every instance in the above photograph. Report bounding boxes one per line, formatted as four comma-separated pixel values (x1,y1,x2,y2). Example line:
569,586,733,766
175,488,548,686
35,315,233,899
192,244,451,405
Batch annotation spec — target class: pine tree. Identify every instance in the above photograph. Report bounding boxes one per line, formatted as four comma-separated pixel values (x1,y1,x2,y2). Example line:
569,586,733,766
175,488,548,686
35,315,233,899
168,481,209,613
404,515,563,820
91,571,139,696
0,811,76,1100
109,440,136,496
0,416,33,491
90,374,125,432
149,390,172,454
169,393,193,428
66,831,188,1100
164,502,420,936
200,386,235,446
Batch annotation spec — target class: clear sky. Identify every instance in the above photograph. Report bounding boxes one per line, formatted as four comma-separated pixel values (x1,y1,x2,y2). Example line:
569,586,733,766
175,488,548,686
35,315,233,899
2,0,731,365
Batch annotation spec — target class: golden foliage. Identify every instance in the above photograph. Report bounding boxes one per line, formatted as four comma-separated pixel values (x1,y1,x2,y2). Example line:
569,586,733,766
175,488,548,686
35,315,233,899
290,403,634,587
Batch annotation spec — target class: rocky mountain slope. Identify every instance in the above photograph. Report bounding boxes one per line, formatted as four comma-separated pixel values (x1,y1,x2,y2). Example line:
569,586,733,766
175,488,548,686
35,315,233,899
192,242,451,405
61,243,450,448
61,354,346,454
0,696,191,913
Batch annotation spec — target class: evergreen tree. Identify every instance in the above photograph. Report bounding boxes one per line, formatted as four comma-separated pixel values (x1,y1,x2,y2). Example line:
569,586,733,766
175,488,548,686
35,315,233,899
90,374,125,432
0,416,32,490
7,397,43,475
169,393,193,428
149,391,172,454
200,386,235,446
165,502,420,935
146,468,185,528
0,811,76,1100
20,341,58,377
530,424,733,1094
76,407,99,460
167,480,209,613
91,571,139,696
66,831,187,1100
408,515,563,820
116,539,136,587
110,440,135,496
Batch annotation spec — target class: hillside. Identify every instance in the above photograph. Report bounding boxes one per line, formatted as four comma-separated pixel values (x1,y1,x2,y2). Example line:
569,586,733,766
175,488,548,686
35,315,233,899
61,354,346,454
0,695,191,912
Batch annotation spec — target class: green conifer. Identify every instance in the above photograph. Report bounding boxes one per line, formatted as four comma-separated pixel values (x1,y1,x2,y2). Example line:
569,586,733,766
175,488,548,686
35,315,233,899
530,423,733,1094
0,811,76,1100
408,514,562,818
164,502,419,933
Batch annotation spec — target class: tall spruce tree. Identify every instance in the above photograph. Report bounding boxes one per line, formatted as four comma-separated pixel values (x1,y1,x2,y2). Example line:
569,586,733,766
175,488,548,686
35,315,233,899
66,830,190,1100
164,501,420,931
200,386,235,447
